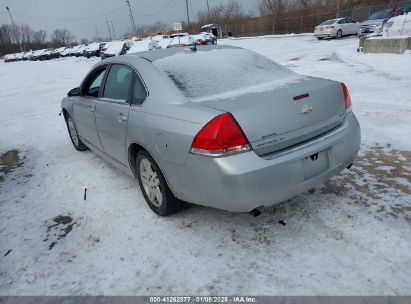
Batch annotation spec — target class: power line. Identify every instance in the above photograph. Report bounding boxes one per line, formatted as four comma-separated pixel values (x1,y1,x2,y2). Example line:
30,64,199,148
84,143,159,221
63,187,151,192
3,0,193,25
5,6,22,52
125,0,137,37
94,25,99,38
110,20,116,39
185,0,190,25
12,5,127,22
189,0,195,18
106,18,112,40
131,0,177,17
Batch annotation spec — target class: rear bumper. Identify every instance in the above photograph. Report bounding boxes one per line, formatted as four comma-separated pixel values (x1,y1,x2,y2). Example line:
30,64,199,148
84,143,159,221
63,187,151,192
163,112,361,212
314,29,336,38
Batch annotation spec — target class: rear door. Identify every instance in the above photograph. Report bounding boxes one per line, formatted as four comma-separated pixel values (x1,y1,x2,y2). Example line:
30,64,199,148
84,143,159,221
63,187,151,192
337,19,347,34
73,66,107,150
346,18,357,34
95,64,134,165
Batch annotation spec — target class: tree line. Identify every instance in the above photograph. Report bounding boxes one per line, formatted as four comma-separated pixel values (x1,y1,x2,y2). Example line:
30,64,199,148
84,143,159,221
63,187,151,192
0,23,79,56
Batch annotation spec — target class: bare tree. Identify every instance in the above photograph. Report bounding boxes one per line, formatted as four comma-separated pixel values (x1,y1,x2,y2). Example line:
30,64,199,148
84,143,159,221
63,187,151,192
196,0,246,34
0,24,14,46
127,22,171,38
51,28,75,47
32,30,47,45
20,24,34,50
92,36,104,42
259,0,289,18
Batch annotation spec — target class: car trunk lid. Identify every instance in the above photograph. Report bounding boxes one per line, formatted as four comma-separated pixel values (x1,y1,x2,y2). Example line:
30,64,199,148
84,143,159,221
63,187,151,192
197,76,346,156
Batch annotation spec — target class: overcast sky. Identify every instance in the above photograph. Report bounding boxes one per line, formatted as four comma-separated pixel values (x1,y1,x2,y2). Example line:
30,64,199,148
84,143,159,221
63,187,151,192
0,0,256,40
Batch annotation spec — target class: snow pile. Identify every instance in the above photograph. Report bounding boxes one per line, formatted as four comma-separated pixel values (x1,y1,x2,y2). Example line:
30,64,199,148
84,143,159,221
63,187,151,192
104,41,129,55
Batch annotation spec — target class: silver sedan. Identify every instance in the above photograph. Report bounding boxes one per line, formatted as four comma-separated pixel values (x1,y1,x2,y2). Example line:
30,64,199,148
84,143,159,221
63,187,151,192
61,45,360,215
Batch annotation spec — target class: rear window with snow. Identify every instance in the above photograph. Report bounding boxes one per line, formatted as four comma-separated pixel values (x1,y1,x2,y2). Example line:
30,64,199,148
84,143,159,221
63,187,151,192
320,19,338,25
153,48,294,99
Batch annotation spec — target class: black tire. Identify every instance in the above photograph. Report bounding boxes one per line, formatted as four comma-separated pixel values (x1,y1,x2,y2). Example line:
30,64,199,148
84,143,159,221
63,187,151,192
65,114,88,151
336,29,343,39
136,150,181,216
317,37,323,40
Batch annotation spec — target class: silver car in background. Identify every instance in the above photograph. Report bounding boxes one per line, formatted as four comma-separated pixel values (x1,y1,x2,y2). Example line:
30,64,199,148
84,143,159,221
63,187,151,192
61,46,360,216
358,9,395,36
314,18,359,39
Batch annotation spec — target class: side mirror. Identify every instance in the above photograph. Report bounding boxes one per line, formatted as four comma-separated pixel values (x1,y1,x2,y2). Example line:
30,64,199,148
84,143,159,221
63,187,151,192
67,87,81,97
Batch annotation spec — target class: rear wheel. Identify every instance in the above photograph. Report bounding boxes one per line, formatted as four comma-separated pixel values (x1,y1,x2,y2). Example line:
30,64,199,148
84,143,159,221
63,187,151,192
65,115,88,151
136,151,181,216
336,29,343,39
317,37,323,40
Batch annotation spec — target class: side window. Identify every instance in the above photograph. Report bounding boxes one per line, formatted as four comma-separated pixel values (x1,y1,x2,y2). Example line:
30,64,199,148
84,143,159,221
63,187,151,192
103,64,133,102
133,75,148,105
83,67,106,97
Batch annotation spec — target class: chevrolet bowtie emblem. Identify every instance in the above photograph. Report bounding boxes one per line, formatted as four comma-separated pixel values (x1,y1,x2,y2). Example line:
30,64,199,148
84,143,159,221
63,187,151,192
300,105,313,115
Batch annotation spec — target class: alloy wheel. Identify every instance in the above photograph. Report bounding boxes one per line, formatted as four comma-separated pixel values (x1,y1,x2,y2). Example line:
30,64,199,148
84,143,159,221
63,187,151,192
139,158,163,207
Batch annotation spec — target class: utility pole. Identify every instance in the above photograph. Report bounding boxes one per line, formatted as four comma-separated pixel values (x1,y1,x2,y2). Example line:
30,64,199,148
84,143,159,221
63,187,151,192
126,0,137,37
106,19,112,40
206,0,210,14
5,6,22,52
185,0,190,28
94,25,100,40
110,21,116,40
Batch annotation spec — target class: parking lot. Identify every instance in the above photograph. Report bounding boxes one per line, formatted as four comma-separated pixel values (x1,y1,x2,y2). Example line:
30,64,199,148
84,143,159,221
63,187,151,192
0,34,410,295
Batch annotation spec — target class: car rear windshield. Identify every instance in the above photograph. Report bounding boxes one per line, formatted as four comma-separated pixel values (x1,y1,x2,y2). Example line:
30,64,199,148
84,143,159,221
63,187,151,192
153,48,294,99
320,19,337,25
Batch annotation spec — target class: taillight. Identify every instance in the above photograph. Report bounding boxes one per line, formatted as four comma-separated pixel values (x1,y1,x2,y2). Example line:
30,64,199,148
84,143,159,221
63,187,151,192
190,113,251,157
341,82,352,112
326,26,335,29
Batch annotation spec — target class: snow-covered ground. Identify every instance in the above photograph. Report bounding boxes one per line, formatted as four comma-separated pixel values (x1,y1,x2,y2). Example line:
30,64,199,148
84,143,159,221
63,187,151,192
0,35,410,295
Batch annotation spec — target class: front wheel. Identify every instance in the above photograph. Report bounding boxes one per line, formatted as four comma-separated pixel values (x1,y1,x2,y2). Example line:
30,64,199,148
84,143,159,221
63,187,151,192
136,151,182,216
65,115,88,151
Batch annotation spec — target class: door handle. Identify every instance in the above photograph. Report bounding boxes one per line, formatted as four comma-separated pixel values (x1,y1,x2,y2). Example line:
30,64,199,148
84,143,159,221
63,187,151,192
117,114,127,123
89,106,95,113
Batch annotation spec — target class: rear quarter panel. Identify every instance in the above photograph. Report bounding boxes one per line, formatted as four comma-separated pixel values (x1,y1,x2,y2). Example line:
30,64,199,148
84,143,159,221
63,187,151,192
126,102,222,166
124,57,223,167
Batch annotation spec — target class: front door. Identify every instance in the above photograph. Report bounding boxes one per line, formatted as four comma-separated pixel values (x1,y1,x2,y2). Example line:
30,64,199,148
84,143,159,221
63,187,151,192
95,64,133,165
73,66,107,150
